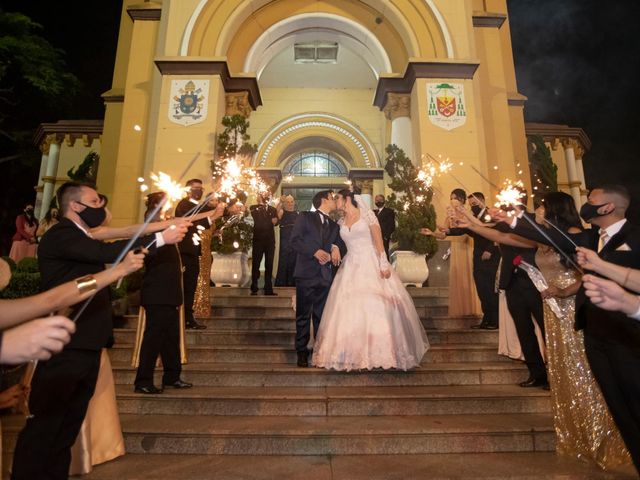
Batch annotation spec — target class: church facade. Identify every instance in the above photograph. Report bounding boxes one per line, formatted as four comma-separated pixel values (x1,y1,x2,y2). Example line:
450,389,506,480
33,0,590,223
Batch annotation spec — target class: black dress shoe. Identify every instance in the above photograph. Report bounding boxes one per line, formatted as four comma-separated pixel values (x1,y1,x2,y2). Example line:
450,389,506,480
250,290,258,296
519,377,549,388
470,322,487,329
297,351,309,367
264,291,278,296
482,324,498,330
163,379,193,389
134,385,163,394
186,321,206,330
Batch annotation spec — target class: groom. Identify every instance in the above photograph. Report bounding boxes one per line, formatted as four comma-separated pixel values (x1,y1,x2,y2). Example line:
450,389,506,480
290,190,346,367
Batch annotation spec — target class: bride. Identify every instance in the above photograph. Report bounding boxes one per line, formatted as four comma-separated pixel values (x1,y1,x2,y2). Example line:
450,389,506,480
312,189,430,371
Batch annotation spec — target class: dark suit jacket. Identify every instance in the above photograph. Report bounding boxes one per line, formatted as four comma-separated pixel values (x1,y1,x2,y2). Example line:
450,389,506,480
141,244,183,307
374,207,395,241
250,204,278,243
290,211,346,285
448,209,500,265
512,217,640,336
494,214,538,290
175,197,212,257
38,218,156,350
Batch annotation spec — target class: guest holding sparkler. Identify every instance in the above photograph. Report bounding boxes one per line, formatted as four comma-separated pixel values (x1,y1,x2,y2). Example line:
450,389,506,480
250,191,279,295
422,191,500,329
11,181,188,480
275,195,299,287
134,192,193,394
175,178,212,329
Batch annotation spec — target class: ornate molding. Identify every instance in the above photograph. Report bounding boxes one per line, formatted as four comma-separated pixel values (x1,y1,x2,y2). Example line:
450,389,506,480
525,122,591,152
155,59,262,110
348,168,385,181
374,61,480,110
507,92,528,107
34,120,103,150
383,93,411,121
225,92,252,118
472,12,507,28
102,88,125,103
561,138,585,158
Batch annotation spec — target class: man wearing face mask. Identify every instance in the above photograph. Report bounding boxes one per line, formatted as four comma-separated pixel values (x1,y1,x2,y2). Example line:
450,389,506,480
175,178,213,329
506,184,640,474
373,194,395,260
11,181,188,480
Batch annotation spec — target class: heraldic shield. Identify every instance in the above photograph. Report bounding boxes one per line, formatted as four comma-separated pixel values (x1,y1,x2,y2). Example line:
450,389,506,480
169,80,209,126
427,82,467,131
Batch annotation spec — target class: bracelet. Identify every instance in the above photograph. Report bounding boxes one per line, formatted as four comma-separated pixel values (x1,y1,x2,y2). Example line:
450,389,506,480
623,268,632,288
75,275,98,295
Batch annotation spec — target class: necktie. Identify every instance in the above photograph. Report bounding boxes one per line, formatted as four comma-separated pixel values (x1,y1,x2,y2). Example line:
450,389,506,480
597,229,609,253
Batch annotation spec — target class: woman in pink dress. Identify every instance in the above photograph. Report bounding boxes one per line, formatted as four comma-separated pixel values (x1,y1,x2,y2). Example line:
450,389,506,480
9,204,38,262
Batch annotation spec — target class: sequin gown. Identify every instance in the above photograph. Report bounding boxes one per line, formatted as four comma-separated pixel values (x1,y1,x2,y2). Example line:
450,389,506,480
536,246,630,469
312,210,430,371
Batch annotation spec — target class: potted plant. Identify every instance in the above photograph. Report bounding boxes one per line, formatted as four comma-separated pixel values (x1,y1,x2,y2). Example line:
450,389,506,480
383,145,438,286
0,257,40,299
208,114,259,287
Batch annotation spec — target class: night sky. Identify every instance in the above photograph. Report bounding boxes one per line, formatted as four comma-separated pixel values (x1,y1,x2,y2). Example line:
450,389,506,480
1,0,639,240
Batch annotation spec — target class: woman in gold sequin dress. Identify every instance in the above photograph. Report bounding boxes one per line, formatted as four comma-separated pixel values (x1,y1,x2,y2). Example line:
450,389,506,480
534,194,630,469
456,192,630,469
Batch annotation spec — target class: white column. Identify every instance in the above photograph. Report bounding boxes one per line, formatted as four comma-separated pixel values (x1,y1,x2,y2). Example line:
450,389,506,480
41,136,61,215
390,116,415,165
34,150,49,218
575,156,587,205
384,93,416,166
562,139,581,208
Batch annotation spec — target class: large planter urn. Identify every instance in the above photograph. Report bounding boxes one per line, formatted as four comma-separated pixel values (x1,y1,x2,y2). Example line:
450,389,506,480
391,250,429,287
210,252,250,287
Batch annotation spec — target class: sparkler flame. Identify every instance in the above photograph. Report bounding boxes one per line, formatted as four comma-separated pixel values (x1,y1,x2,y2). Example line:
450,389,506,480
150,171,189,216
495,179,526,208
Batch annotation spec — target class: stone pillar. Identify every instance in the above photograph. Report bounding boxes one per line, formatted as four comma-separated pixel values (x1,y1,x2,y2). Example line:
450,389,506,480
573,145,587,205
562,138,582,208
383,93,415,165
34,148,50,218
41,134,62,218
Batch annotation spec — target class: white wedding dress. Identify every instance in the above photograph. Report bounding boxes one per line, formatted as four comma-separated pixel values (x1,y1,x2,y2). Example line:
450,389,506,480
312,201,430,371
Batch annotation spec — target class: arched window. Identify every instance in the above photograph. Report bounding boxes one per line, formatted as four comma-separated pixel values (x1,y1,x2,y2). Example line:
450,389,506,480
283,150,347,177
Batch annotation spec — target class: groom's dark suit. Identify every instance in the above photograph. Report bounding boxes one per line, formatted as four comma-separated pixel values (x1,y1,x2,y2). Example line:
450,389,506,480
290,210,346,353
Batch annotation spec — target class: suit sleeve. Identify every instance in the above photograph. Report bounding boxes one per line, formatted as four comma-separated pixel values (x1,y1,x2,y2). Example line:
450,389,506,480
290,214,317,258
56,228,156,264
511,217,584,252
447,227,470,237
388,210,396,236
174,200,191,218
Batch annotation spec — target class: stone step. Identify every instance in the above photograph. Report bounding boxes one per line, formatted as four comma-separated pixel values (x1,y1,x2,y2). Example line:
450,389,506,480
78,453,638,480
108,343,509,364
119,413,556,455
115,385,550,416
111,361,529,387
208,286,449,299
208,304,450,318
209,295,449,308
113,328,498,347
117,314,482,331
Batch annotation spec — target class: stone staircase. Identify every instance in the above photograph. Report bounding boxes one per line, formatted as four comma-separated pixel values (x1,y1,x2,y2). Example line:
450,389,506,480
2,287,635,479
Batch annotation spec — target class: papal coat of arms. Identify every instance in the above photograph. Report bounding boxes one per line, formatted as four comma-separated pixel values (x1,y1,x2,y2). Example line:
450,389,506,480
427,83,467,131
169,80,208,126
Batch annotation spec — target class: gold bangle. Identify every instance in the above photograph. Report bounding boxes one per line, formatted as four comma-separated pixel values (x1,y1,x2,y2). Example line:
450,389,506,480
76,275,98,295
623,268,632,288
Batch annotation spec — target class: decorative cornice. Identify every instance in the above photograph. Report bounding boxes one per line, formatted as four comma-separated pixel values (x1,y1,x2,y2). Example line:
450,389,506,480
472,12,507,28
102,88,125,103
127,3,162,21
225,92,252,118
507,92,528,107
374,61,480,110
255,168,283,191
155,59,262,110
525,122,592,152
34,120,104,149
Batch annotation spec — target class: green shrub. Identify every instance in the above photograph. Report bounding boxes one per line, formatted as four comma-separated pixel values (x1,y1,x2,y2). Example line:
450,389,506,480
0,272,40,299
211,215,253,255
2,256,16,272
16,257,39,273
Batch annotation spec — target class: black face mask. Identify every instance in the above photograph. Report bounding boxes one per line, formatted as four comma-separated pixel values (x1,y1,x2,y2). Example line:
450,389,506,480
579,202,610,223
470,205,483,217
77,202,107,228
375,201,384,208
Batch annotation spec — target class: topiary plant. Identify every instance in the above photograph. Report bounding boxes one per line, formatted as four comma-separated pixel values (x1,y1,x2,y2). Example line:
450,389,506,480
16,257,38,273
210,214,253,255
383,145,438,256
